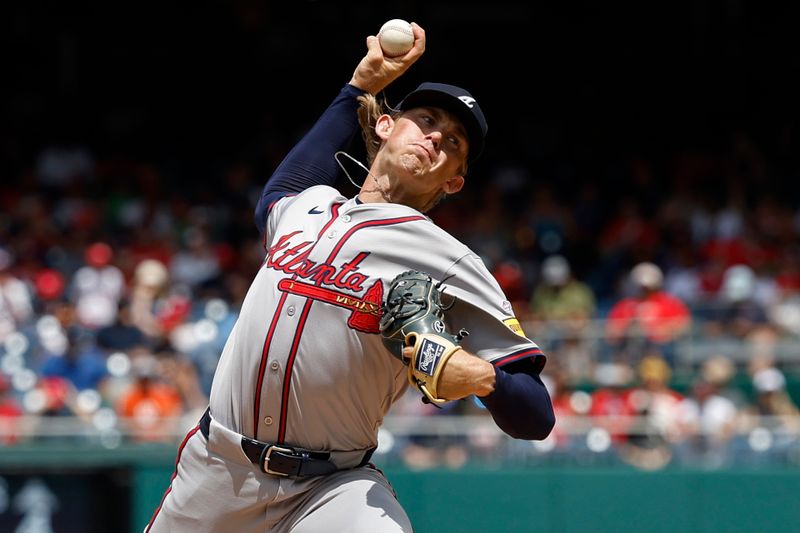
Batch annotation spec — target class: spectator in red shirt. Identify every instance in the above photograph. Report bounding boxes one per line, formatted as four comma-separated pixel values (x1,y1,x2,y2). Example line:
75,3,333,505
0,374,23,446
588,363,636,445
605,262,692,366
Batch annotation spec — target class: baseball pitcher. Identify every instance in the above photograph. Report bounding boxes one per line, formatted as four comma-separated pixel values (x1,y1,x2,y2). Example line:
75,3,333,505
145,21,554,533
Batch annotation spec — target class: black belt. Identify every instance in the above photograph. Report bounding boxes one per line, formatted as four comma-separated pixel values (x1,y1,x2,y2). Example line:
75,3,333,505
198,408,374,477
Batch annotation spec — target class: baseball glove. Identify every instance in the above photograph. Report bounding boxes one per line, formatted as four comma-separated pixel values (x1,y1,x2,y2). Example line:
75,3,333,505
379,270,468,405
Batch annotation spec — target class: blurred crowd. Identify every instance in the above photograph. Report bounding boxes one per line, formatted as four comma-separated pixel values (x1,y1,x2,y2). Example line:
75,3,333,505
0,148,264,446
1,125,800,470
382,350,800,472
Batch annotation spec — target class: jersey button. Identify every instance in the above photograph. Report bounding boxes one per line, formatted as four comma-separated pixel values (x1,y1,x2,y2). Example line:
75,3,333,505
342,214,351,223
264,416,273,426
270,361,279,371
287,306,295,316
327,230,336,239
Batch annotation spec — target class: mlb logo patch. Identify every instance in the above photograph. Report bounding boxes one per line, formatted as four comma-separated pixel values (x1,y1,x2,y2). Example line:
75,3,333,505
416,339,445,376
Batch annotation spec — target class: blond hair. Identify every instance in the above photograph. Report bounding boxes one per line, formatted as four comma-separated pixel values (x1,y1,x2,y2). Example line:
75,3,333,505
356,93,385,166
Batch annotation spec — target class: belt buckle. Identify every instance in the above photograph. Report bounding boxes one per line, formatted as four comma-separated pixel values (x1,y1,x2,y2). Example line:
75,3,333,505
264,445,294,476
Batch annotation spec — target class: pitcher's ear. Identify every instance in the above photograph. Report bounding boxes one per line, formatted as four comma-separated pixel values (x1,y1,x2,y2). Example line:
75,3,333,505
443,175,464,194
375,114,395,140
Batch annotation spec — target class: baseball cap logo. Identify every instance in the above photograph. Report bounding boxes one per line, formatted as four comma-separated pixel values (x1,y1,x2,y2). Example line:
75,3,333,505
458,96,476,109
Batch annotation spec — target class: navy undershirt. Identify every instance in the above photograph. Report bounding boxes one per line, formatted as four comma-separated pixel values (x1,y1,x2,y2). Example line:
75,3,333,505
481,362,555,440
255,84,364,233
253,83,555,440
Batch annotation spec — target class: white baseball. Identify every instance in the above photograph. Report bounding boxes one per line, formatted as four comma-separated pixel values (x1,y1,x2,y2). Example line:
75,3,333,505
378,19,414,57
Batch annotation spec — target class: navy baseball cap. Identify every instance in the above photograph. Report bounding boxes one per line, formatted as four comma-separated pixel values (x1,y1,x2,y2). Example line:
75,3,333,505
397,82,488,163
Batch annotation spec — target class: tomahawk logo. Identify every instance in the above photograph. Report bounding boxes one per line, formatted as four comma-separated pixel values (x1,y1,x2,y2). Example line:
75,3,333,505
416,339,445,376
458,96,476,109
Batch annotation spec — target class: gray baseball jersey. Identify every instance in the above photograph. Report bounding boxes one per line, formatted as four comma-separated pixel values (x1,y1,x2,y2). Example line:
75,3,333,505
210,185,541,449
146,185,543,532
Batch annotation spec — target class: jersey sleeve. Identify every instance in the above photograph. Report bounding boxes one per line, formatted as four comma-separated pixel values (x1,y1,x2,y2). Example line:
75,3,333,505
440,252,546,372
262,194,298,249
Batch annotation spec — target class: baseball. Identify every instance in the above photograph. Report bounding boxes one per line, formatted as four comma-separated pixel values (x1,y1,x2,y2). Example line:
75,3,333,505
378,19,414,57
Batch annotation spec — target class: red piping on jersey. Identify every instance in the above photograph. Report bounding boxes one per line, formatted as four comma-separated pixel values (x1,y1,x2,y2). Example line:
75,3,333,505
323,204,342,236
325,215,425,262
277,297,314,443
492,347,546,372
275,215,426,443
252,290,289,436
145,424,201,532
253,202,342,438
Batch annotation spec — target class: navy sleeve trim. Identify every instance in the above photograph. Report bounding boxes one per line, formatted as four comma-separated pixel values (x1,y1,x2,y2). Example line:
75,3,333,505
492,347,546,374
